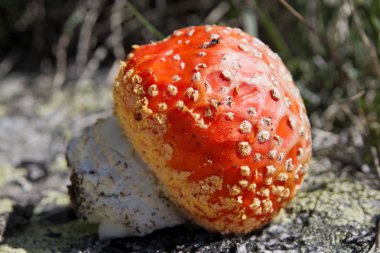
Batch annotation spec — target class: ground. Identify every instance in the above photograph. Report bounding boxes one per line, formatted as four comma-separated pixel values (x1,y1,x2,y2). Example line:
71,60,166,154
0,73,379,253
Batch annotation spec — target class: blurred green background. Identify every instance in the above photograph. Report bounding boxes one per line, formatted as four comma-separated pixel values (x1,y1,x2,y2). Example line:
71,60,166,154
0,0,379,173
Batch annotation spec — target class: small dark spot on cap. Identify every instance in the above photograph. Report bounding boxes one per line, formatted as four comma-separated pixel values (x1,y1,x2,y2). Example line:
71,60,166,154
203,38,220,48
134,112,142,121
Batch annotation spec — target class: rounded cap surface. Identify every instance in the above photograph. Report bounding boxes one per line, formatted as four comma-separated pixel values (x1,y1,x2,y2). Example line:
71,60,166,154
113,25,312,233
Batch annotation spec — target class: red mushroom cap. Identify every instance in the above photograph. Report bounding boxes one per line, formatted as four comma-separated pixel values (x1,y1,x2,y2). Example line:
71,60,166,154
113,25,312,234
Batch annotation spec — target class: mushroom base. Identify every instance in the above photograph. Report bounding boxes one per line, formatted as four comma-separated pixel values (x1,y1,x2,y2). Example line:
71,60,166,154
67,117,185,238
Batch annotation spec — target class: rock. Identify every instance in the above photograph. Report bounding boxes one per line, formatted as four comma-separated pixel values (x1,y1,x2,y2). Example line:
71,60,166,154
17,160,48,182
242,173,380,252
1,159,379,253
0,219,98,253
0,117,55,166
0,199,13,243
67,117,185,239
33,190,70,215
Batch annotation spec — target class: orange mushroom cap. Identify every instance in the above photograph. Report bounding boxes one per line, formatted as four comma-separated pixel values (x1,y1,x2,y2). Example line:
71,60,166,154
113,25,312,234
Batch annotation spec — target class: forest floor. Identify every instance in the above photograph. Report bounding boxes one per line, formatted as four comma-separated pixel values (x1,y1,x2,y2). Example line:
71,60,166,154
0,72,379,253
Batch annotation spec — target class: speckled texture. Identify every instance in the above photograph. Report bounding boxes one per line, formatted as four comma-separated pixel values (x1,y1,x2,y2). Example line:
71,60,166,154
67,117,185,238
113,25,312,234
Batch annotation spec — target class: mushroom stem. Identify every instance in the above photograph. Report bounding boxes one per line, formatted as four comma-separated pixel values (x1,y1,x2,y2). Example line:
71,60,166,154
67,117,185,238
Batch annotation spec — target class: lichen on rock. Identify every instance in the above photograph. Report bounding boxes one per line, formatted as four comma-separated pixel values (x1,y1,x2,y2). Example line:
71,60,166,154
0,220,98,253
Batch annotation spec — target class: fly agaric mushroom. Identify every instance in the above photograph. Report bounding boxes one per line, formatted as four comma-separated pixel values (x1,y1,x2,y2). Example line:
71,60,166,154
113,25,312,234
67,118,185,239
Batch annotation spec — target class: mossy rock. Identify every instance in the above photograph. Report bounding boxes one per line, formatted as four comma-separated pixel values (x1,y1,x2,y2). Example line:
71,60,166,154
0,220,97,253
0,161,379,253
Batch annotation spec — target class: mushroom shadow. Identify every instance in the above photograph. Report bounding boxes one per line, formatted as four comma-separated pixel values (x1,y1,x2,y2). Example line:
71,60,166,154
1,205,97,253
97,223,252,253
2,203,261,253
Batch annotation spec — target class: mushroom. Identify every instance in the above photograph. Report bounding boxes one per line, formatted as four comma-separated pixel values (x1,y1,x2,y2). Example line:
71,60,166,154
67,118,185,239
68,25,312,237
113,25,312,234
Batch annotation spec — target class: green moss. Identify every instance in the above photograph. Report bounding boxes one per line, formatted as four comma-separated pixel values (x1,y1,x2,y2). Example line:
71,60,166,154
283,179,380,225
0,199,13,214
36,82,112,119
49,154,68,173
33,190,70,216
1,188,97,253
0,105,6,117
1,220,97,253
0,164,25,187
269,166,380,252
0,245,27,253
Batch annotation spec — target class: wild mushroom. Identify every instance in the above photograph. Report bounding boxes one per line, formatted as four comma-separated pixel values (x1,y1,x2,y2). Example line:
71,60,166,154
113,25,312,234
